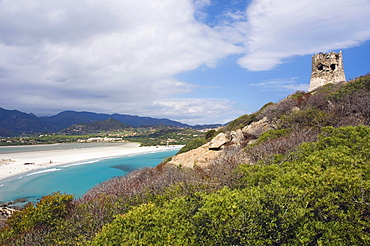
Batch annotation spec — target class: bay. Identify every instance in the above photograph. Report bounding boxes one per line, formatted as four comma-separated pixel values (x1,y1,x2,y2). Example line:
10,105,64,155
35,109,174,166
0,148,179,206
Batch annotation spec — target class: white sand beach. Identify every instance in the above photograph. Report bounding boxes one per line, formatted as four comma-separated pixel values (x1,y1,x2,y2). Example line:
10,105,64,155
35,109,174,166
0,143,179,180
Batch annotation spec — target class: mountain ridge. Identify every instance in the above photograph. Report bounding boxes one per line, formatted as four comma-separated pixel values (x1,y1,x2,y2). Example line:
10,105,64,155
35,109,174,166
0,108,222,136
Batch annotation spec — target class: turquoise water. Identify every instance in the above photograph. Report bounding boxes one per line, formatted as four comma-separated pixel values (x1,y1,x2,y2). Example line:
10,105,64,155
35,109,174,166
0,148,179,205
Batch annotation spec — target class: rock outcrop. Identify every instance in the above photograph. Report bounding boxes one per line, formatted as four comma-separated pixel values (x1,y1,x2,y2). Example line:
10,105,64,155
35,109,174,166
166,143,222,168
0,205,17,228
167,118,277,169
208,133,231,150
229,129,245,146
242,117,275,137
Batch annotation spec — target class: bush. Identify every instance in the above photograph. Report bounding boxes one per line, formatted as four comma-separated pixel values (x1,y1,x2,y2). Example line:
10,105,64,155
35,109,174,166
91,197,200,245
330,74,370,100
239,125,370,244
204,129,218,141
0,192,74,245
245,128,319,164
90,126,370,245
177,137,207,154
280,107,332,129
226,113,257,131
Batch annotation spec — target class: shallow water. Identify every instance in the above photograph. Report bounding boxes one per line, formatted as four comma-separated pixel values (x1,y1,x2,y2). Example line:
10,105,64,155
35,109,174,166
0,142,136,154
0,148,179,206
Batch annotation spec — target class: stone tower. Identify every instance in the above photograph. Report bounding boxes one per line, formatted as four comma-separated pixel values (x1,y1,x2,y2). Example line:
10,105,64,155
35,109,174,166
309,51,346,91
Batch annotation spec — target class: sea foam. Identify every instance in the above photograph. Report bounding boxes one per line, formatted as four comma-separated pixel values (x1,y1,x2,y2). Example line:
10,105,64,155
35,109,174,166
26,168,61,176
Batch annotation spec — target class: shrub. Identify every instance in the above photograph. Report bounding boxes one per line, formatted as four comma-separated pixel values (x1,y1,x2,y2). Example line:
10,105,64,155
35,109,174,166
226,113,257,131
257,98,299,121
330,74,370,100
205,146,249,188
204,129,217,141
0,192,74,245
245,128,319,164
280,107,332,129
238,125,370,244
90,126,370,245
91,197,200,245
177,137,207,154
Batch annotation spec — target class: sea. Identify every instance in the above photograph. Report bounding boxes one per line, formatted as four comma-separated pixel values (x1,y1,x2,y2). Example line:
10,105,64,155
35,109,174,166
0,143,180,206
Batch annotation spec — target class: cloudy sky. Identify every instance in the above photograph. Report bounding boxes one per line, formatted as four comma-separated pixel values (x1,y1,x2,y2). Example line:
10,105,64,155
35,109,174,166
1,0,370,125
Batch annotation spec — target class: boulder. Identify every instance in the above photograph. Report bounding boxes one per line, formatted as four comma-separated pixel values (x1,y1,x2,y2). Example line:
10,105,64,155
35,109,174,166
208,133,231,150
166,144,221,168
242,117,275,137
230,129,246,145
0,205,17,228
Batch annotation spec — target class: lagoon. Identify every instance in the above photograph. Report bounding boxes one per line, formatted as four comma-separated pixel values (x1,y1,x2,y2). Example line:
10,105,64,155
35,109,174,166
0,147,179,206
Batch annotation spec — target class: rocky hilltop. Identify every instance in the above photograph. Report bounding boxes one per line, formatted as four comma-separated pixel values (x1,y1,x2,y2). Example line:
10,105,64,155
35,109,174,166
167,117,274,168
167,73,370,170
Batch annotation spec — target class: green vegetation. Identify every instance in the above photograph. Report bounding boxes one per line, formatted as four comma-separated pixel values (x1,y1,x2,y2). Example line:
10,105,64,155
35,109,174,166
2,125,368,245
226,113,256,131
280,107,331,129
1,74,370,245
123,127,203,146
249,128,290,146
0,134,99,146
177,137,207,154
0,127,204,147
330,73,370,100
176,128,221,154
91,126,370,245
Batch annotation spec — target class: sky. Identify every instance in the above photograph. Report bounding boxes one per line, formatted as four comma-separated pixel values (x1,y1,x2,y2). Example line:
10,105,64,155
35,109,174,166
0,0,370,125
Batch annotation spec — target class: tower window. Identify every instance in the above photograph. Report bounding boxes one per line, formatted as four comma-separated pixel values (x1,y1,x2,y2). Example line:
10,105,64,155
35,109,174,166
330,64,336,70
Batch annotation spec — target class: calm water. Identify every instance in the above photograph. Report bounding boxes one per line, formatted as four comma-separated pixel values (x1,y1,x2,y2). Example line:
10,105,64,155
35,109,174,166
0,147,179,206
0,142,134,154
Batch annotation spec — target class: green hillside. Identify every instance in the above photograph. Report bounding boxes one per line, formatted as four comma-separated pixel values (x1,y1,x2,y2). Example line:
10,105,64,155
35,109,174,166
1,74,369,245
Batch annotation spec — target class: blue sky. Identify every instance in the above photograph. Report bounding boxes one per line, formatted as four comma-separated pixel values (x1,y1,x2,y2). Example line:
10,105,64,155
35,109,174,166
0,0,369,125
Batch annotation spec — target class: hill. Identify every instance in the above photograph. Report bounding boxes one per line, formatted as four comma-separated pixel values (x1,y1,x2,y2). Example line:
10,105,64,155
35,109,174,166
40,111,191,130
1,74,369,245
59,118,132,135
0,108,56,134
0,109,192,136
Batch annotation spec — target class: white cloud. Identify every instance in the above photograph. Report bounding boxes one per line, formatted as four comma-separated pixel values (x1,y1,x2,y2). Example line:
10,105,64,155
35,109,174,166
251,77,309,92
153,98,237,124
234,0,370,71
0,0,240,121
1,0,370,124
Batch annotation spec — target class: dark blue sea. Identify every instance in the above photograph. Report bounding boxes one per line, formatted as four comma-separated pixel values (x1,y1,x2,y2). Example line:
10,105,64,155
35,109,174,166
0,147,179,206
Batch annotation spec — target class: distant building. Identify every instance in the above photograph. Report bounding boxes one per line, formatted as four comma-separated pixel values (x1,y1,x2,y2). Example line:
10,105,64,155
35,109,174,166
309,51,346,92
80,137,123,142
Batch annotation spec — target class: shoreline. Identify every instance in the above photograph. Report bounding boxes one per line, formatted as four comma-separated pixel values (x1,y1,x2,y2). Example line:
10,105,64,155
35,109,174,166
0,143,182,182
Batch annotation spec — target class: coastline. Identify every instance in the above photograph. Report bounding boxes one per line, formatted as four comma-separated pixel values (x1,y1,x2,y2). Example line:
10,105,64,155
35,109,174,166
0,143,181,181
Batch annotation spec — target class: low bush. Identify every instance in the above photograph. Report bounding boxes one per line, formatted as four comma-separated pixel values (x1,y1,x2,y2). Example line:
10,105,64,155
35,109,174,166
89,125,370,245
176,137,207,154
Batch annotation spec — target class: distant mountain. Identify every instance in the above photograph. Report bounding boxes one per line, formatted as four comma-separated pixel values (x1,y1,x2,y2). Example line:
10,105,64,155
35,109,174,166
191,124,224,130
0,108,195,136
40,110,191,129
59,118,132,135
0,108,57,135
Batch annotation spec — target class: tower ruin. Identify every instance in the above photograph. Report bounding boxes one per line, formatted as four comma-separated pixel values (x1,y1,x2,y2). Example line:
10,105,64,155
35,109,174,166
309,51,346,92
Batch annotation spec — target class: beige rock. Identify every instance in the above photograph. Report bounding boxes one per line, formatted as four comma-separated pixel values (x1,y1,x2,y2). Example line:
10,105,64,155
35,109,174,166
291,106,300,112
242,117,275,137
166,144,221,168
230,129,246,145
208,133,231,150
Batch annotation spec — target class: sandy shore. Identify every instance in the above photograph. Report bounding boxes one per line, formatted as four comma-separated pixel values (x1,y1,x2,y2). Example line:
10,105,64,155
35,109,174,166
0,143,180,181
